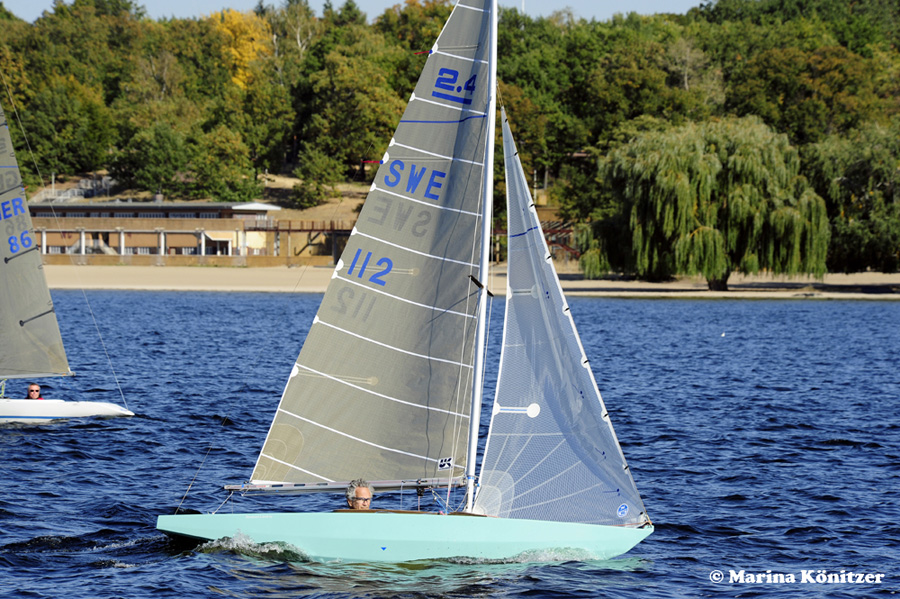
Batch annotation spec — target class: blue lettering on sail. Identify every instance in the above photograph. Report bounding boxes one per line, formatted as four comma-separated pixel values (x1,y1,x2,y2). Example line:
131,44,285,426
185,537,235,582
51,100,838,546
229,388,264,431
406,165,427,194
0,197,26,221
347,247,392,287
424,170,446,201
432,68,476,105
384,160,404,187
2,197,32,255
383,160,445,202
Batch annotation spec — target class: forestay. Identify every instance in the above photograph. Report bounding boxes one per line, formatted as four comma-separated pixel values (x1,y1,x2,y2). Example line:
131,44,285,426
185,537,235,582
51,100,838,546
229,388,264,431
0,100,71,380
250,0,494,488
473,110,650,528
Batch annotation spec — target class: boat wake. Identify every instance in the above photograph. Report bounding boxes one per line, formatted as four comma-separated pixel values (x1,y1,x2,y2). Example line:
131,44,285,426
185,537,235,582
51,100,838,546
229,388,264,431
199,532,310,563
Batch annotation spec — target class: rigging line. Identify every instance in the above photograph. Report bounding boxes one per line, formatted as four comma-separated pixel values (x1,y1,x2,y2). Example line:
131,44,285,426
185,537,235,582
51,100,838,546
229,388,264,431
76,286,129,410
0,68,45,195
211,491,235,515
174,443,215,515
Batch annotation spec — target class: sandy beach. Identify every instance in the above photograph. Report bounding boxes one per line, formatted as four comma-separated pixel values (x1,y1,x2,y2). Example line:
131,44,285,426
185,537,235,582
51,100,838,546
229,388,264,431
44,264,900,299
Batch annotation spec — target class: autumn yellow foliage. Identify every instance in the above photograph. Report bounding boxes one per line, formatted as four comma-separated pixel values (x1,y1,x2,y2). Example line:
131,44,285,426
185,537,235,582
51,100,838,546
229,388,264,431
209,9,272,89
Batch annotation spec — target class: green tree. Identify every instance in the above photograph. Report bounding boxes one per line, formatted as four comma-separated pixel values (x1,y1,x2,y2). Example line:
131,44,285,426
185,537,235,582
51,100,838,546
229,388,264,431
111,122,188,196
803,118,900,272
375,0,453,97
20,75,114,174
727,45,880,144
239,72,294,177
188,124,259,202
266,0,322,89
292,143,342,208
301,22,405,173
603,116,829,289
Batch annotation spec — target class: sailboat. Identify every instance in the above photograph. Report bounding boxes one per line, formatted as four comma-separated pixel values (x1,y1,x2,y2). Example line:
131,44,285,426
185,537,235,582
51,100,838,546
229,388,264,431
0,100,134,425
157,0,652,562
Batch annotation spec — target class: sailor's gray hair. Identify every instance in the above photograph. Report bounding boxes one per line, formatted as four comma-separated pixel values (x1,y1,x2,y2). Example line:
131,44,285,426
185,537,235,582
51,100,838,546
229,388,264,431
346,478,373,502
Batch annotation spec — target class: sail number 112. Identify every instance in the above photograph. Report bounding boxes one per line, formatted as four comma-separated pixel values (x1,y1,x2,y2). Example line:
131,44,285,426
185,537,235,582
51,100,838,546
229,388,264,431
347,248,392,286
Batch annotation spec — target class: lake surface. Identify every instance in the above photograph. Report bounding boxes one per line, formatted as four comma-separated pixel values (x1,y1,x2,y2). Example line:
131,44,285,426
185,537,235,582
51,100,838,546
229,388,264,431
2,291,898,598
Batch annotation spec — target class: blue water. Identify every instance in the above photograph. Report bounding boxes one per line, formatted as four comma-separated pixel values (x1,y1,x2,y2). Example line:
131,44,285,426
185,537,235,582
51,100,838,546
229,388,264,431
2,291,898,597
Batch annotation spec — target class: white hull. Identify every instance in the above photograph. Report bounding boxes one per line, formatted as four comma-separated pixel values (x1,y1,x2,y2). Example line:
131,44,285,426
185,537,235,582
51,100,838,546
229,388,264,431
0,399,134,424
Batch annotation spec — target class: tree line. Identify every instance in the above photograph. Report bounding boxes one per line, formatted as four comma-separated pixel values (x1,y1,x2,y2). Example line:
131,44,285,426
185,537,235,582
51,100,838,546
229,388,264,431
1,0,898,285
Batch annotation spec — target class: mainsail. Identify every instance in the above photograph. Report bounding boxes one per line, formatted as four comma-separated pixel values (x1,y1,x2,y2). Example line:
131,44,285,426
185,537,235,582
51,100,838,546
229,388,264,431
473,110,650,528
250,0,494,487
0,100,71,380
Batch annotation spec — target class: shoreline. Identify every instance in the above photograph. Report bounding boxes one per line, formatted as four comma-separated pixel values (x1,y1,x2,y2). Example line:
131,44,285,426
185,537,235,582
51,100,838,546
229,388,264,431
44,264,900,300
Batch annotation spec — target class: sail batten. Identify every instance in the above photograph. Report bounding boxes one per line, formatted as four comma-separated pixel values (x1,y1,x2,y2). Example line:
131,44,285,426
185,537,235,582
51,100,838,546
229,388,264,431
369,186,481,217
351,231,479,267
258,454,330,480
313,319,475,368
331,275,477,319
278,371,471,416
389,141,485,166
265,411,443,464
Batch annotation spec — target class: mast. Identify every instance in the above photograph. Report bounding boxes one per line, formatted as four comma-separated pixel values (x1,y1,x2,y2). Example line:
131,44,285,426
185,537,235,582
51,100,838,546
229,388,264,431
465,0,498,512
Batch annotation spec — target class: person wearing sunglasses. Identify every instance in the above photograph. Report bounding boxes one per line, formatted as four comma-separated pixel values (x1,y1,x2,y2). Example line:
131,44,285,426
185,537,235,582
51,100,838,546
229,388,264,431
345,478,374,510
25,383,44,400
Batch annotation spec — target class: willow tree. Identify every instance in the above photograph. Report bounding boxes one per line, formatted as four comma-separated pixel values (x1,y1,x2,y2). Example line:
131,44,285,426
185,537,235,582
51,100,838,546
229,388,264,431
604,116,829,290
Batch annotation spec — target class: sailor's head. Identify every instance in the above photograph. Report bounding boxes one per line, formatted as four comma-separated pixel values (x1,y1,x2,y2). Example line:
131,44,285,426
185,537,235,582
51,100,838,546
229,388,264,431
346,478,373,510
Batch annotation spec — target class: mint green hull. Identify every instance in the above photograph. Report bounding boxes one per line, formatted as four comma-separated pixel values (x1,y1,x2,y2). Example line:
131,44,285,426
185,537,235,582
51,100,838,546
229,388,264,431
157,511,652,563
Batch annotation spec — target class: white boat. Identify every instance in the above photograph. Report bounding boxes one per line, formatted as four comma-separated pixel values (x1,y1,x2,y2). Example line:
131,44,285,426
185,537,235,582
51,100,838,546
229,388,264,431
158,0,652,562
0,101,135,425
